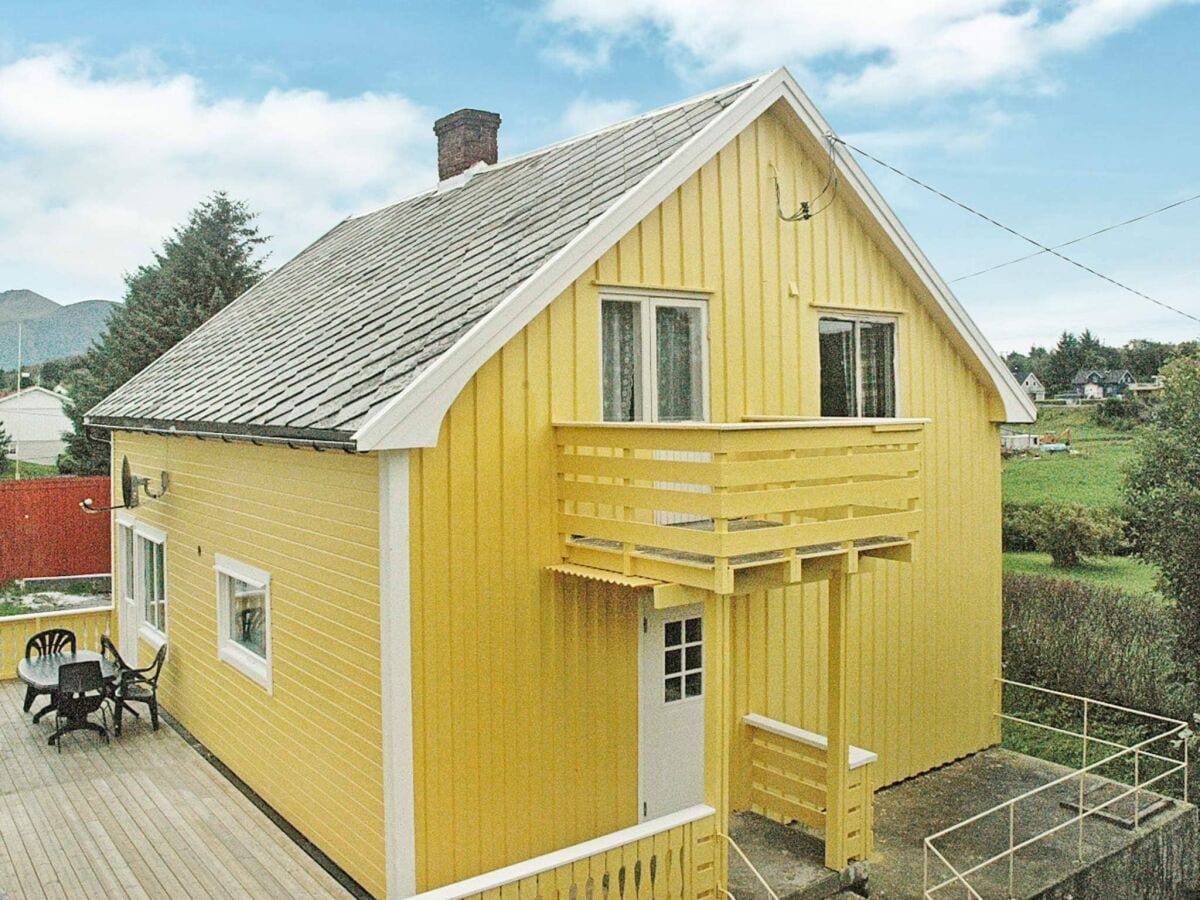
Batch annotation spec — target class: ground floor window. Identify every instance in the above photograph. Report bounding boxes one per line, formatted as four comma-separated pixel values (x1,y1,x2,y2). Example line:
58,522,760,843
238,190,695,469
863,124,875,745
117,517,168,645
215,555,272,691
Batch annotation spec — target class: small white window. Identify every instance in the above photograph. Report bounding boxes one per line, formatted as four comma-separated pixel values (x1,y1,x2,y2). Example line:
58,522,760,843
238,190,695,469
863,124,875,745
139,535,166,634
215,555,272,692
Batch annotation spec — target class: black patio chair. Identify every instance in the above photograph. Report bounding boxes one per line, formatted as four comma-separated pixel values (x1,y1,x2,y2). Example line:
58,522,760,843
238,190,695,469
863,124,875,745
23,628,76,716
51,660,108,751
113,643,166,737
100,634,142,728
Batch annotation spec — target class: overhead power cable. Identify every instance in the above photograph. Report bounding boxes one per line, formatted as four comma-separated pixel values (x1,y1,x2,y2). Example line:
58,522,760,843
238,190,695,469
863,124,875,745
951,192,1200,283
770,134,839,222
830,136,1200,326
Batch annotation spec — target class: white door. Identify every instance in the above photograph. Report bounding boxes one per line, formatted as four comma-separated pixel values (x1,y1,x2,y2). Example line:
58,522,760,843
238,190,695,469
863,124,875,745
639,597,706,820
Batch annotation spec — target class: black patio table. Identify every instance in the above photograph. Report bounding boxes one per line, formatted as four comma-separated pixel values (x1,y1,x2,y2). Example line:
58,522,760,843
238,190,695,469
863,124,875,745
17,651,118,737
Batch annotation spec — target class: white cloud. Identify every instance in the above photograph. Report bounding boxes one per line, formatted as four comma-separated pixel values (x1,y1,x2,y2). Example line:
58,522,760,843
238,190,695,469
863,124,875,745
540,0,1189,103
0,50,436,301
541,40,614,74
561,95,640,135
843,103,1021,155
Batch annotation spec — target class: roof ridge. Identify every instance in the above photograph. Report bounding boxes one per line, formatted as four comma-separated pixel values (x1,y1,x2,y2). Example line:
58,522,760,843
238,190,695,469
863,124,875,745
348,72,765,221
485,72,765,173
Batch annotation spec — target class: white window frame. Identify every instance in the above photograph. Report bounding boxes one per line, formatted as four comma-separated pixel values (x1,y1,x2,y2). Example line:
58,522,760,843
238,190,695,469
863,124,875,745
116,513,168,651
600,290,710,423
117,522,135,605
818,313,901,418
214,554,273,693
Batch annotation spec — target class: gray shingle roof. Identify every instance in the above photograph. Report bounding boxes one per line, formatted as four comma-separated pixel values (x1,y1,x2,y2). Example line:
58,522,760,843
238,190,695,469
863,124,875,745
88,79,757,441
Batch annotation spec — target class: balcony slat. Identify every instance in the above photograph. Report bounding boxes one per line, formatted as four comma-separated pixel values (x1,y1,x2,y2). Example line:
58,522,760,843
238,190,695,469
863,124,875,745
560,514,723,556
716,477,919,518
557,450,722,484
718,510,922,556
717,448,921,487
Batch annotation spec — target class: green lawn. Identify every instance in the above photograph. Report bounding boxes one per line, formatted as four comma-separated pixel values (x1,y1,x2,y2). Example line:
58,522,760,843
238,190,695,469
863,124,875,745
0,461,59,480
1004,551,1161,598
1002,404,1140,508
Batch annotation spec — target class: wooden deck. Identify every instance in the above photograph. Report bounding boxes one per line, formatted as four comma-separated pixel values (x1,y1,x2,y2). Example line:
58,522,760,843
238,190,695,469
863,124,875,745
0,680,353,899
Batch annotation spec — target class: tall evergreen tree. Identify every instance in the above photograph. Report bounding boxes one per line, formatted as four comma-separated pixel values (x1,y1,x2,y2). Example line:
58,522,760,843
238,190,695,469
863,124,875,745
1044,331,1082,392
59,193,268,474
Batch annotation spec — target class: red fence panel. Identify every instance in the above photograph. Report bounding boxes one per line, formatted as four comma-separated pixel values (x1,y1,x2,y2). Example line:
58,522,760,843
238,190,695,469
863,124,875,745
0,477,111,581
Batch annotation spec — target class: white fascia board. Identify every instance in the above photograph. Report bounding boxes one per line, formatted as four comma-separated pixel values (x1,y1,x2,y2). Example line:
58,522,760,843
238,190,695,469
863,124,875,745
354,65,1033,451
379,449,417,896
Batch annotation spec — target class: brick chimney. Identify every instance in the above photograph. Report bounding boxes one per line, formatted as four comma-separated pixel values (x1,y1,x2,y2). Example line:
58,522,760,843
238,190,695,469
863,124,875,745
434,109,501,181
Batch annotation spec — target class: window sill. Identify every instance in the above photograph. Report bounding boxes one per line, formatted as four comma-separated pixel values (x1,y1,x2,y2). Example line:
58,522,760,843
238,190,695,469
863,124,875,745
138,624,167,652
218,642,272,693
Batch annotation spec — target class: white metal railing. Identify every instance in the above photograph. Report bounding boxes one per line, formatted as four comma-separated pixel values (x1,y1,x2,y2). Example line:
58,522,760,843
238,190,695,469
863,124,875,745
717,830,781,900
923,680,1189,899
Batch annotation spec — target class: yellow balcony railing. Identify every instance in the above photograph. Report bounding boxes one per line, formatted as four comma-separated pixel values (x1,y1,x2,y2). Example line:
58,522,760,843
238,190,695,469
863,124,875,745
555,418,926,594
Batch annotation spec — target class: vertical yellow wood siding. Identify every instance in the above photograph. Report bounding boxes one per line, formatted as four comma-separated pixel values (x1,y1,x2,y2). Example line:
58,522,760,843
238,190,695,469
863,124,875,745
112,433,385,896
413,104,1002,888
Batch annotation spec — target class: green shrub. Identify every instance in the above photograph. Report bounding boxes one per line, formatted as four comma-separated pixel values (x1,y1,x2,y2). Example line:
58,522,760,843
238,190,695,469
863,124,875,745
1028,503,1123,567
1002,502,1040,551
1003,574,1182,714
1096,396,1150,430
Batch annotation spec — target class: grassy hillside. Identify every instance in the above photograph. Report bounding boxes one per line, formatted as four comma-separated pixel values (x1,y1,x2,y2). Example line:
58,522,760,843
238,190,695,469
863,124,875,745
1002,404,1136,509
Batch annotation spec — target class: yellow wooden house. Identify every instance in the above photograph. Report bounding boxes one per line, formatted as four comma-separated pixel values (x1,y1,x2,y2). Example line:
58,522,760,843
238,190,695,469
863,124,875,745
87,67,1035,898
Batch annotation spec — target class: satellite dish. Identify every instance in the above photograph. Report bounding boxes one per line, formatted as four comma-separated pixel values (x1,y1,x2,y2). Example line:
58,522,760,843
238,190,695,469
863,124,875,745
120,455,138,508
81,454,167,514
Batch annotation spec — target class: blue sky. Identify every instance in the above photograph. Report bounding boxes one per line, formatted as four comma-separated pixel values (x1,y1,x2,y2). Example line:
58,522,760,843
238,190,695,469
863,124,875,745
1,0,1197,354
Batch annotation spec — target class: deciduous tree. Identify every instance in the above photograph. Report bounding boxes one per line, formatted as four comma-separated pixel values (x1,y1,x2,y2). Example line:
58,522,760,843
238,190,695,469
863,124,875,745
1124,355,1200,666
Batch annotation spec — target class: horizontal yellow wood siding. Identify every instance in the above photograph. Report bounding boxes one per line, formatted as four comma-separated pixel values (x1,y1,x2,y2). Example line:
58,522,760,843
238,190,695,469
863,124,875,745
412,104,1003,887
112,433,384,896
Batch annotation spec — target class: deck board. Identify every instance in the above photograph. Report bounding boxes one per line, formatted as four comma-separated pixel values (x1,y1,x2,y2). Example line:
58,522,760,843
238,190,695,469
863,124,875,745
0,681,353,899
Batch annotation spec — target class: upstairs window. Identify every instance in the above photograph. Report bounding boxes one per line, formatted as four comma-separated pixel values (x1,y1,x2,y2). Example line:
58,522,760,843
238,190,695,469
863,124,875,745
602,295,707,423
819,317,897,417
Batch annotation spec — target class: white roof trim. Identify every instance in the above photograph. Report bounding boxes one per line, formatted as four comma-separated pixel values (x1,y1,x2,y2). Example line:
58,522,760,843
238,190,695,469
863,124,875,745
354,67,1033,451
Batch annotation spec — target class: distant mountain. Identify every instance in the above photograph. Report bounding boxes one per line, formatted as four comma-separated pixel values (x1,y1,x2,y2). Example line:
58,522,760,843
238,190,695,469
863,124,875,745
0,290,117,368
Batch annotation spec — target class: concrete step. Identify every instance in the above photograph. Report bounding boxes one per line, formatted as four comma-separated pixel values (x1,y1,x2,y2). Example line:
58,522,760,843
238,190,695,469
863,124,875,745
726,811,868,899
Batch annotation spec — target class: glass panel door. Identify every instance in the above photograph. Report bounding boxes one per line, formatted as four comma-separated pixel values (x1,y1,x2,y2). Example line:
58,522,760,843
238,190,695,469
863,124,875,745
654,304,705,422
819,318,856,417
602,299,644,422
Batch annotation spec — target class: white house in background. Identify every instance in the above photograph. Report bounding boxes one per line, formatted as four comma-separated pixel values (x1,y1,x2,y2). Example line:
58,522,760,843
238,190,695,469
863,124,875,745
0,386,71,465
1013,371,1046,402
